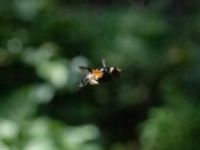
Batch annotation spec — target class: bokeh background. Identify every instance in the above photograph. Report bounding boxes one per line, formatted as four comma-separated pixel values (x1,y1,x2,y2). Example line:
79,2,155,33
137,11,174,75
0,0,200,150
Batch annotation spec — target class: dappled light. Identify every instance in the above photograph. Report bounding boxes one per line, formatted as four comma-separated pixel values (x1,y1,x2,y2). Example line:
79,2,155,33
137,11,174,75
0,0,200,150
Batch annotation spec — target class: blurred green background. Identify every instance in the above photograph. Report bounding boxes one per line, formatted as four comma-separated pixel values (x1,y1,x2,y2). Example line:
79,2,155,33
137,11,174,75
0,0,200,150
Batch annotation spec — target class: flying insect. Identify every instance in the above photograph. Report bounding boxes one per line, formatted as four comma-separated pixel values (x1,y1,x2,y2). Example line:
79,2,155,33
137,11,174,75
79,59,121,87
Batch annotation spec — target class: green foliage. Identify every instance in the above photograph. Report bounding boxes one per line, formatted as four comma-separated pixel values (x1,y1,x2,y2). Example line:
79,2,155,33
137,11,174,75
0,0,200,150
141,101,200,150
0,118,102,150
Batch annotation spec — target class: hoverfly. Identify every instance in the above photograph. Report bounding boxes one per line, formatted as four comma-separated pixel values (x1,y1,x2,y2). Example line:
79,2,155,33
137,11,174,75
79,59,121,87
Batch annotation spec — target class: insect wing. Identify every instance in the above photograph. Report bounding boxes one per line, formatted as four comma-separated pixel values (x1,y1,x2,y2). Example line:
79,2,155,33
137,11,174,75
79,76,90,87
79,66,92,74
102,59,106,67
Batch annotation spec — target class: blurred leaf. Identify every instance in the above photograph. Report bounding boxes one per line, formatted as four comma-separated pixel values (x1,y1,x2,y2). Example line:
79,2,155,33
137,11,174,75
140,101,200,150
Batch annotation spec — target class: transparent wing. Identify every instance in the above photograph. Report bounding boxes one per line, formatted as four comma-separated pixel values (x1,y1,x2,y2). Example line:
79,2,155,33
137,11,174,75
79,76,90,87
102,58,106,67
79,66,92,74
